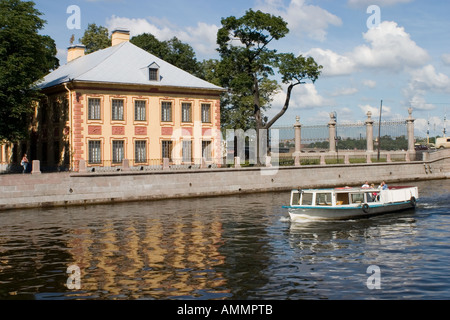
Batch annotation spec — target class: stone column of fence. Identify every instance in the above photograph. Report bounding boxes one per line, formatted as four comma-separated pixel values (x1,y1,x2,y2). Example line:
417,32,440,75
328,113,337,153
365,111,374,153
406,108,416,160
293,116,302,166
32,160,41,175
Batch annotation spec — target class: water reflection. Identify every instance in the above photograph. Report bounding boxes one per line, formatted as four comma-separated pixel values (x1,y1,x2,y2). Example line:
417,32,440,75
63,205,232,299
0,180,449,300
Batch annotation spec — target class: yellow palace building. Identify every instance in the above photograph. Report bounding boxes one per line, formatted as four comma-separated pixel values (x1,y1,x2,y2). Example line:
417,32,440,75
1,29,224,172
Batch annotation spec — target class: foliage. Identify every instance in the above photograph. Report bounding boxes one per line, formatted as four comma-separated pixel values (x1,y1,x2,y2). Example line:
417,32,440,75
0,0,59,142
308,136,408,151
131,33,204,78
216,9,322,132
79,23,110,54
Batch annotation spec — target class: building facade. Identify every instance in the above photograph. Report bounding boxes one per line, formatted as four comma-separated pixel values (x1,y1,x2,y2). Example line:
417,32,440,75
14,29,224,172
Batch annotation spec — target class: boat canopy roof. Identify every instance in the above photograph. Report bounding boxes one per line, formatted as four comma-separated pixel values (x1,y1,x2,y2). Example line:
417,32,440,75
291,186,414,194
291,187,378,193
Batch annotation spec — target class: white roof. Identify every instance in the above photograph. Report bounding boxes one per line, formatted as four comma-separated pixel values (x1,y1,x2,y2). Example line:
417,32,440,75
38,41,223,91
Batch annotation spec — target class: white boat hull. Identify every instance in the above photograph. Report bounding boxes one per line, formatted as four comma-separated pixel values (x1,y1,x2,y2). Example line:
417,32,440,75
287,200,416,221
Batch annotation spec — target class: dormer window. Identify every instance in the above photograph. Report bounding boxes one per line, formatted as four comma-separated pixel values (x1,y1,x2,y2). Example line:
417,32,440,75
148,62,160,81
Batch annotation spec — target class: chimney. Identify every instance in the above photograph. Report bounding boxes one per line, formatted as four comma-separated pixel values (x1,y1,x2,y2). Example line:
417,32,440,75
67,44,86,62
111,28,130,46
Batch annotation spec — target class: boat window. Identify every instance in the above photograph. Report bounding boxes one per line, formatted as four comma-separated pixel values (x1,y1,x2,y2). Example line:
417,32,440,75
365,192,376,202
291,192,301,205
316,193,332,206
351,193,364,204
336,193,349,205
301,193,313,206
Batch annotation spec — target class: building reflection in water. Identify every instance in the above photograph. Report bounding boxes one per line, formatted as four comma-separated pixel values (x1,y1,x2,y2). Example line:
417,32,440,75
66,210,229,299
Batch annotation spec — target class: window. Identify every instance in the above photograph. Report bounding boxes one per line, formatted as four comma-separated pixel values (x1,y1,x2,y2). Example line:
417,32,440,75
135,140,147,163
135,100,146,121
181,103,192,123
316,193,332,206
52,101,60,123
162,140,173,161
161,102,172,122
54,141,60,164
149,68,159,81
41,104,48,125
88,141,101,164
351,193,364,204
112,140,124,164
301,193,313,206
202,140,212,161
182,140,192,163
112,99,124,121
88,98,101,120
292,192,301,205
201,104,211,123
41,142,48,163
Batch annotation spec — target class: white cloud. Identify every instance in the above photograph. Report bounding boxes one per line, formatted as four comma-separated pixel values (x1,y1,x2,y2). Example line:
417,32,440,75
404,64,450,111
304,48,356,76
363,80,377,88
56,47,68,65
409,65,450,93
358,103,404,120
441,53,450,66
291,83,332,108
306,21,430,76
267,83,332,121
352,21,430,71
332,87,359,97
415,116,444,136
255,0,342,41
106,15,219,56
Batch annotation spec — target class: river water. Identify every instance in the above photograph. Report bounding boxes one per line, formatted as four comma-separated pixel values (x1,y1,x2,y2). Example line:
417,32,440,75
0,179,449,300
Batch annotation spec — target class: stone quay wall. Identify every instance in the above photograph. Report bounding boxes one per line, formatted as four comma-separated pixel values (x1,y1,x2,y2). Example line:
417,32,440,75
0,149,448,212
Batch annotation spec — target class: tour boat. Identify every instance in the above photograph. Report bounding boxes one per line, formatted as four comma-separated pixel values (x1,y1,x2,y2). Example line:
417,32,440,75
283,186,419,221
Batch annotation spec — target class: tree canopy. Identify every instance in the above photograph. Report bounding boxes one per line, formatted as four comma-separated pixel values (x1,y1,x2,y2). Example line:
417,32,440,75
0,0,59,142
79,23,110,54
131,33,203,78
216,9,322,132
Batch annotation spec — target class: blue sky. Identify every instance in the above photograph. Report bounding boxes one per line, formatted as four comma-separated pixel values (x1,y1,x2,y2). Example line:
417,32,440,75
34,0,450,137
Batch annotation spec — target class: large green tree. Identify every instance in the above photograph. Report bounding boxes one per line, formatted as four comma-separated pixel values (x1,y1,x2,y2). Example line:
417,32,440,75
0,0,59,142
79,23,110,54
131,33,203,77
216,9,322,159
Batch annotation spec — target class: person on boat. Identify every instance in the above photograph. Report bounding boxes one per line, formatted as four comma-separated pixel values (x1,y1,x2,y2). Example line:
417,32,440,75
378,181,388,190
362,181,370,188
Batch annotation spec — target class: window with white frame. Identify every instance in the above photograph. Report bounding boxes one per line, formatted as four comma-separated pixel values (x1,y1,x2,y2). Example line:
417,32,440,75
162,140,173,161
201,104,211,123
161,102,172,122
149,68,159,81
112,140,125,164
88,98,101,120
181,103,192,123
182,140,192,163
112,99,124,121
135,140,147,163
202,140,212,161
88,140,101,164
135,100,146,121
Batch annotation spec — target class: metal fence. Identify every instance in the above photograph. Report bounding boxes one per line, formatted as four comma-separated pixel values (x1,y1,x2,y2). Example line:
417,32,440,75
274,120,408,144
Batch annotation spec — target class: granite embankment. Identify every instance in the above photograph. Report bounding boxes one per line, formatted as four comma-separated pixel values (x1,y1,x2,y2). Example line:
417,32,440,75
0,150,449,211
